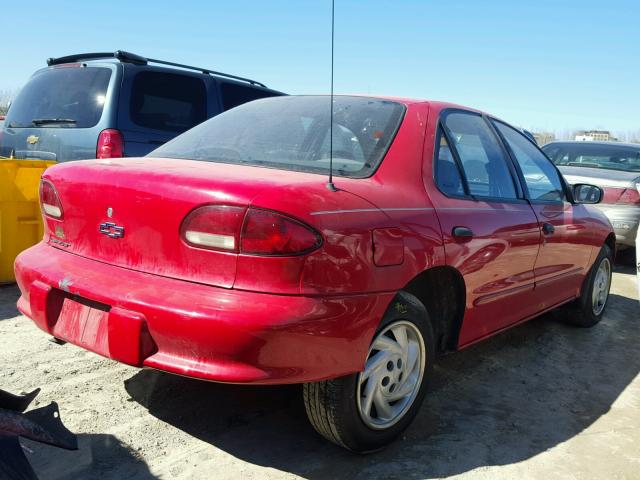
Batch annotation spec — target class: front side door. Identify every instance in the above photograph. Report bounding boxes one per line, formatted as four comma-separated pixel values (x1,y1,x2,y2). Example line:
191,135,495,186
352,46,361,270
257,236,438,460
427,110,542,346
492,121,594,309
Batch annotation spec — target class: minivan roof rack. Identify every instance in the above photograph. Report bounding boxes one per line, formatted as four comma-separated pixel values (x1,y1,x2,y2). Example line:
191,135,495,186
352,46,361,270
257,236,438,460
46,50,267,88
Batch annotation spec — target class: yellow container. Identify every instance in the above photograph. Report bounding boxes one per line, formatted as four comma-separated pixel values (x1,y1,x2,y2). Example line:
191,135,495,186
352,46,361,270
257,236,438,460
0,158,56,283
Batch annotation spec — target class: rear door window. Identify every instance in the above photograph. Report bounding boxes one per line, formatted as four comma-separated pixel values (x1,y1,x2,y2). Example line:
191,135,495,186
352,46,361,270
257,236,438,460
435,129,465,196
5,67,111,128
130,72,206,132
443,112,518,199
494,121,565,202
220,82,279,111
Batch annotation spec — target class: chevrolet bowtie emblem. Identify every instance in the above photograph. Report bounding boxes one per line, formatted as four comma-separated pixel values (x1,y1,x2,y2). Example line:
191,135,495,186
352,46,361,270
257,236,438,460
26,135,39,145
99,222,125,239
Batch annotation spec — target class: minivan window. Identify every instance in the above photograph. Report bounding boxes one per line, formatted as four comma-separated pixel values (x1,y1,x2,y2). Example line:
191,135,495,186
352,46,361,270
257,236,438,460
494,121,565,202
149,96,405,178
220,82,279,111
5,67,111,128
443,112,518,199
130,72,207,132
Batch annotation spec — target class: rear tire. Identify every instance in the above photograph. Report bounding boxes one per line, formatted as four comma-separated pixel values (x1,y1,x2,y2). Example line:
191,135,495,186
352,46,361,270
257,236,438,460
303,291,434,452
563,244,613,328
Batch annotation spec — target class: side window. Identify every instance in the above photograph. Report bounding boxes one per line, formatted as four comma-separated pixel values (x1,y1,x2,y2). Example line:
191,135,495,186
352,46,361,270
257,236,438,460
130,72,206,132
435,130,465,196
443,112,518,199
494,122,565,202
220,82,278,111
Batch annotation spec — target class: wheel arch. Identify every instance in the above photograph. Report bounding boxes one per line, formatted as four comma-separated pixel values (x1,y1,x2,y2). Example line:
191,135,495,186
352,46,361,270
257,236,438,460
401,265,466,353
604,232,616,256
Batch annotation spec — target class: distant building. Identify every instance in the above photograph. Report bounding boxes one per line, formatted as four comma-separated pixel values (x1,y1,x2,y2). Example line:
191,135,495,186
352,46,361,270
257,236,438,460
532,132,555,146
574,130,617,142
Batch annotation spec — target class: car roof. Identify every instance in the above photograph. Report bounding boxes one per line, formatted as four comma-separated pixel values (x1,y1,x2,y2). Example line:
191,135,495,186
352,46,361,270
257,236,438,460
338,95,486,114
543,141,640,149
44,51,280,92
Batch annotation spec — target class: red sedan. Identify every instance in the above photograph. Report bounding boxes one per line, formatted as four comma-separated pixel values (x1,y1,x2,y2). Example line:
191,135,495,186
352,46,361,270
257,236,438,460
15,95,614,452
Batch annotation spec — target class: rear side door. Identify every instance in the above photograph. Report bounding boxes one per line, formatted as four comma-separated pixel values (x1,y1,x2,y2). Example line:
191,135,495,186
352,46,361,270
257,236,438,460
428,110,541,346
492,121,593,308
118,69,214,156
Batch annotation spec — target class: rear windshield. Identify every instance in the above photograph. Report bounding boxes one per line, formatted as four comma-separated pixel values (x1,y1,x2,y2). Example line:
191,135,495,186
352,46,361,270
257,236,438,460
543,143,640,173
148,96,405,177
5,67,111,129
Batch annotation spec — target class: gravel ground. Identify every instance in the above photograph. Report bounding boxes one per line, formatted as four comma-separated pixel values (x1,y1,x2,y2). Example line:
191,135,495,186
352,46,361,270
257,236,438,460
1,265,638,480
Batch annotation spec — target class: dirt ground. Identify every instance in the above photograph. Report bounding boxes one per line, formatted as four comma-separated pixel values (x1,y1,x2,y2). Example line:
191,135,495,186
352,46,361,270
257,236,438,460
1,265,638,480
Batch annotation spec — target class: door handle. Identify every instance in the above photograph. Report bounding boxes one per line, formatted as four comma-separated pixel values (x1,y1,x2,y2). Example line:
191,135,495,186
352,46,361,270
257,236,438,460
452,226,474,238
542,222,555,235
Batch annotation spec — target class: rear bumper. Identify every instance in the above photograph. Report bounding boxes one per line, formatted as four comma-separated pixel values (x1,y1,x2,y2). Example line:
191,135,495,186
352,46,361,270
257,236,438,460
15,242,393,384
596,204,640,248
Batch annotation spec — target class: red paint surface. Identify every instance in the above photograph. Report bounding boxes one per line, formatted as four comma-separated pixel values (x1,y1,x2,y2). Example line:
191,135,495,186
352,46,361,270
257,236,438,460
15,98,614,384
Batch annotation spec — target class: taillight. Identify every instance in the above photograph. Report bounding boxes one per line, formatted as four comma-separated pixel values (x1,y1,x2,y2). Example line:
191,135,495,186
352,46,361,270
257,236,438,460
39,180,63,219
617,184,640,205
241,209,322,256
181,205,246,252
180,206,322,256
96,129,124,159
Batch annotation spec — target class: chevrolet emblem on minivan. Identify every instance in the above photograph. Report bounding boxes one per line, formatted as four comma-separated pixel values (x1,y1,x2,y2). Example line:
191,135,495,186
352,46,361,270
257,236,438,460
99,222,125,239
26,135,39,145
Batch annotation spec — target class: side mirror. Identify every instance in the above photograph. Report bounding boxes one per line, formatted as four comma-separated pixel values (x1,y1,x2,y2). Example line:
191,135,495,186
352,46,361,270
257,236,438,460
573,183,603,204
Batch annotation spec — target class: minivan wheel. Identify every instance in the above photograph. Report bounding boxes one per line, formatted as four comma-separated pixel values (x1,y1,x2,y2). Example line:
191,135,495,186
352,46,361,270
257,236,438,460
563,244,613,327
303,291,434,452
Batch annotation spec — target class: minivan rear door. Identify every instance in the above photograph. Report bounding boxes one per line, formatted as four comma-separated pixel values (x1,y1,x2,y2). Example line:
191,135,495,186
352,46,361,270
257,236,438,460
0,63,118,161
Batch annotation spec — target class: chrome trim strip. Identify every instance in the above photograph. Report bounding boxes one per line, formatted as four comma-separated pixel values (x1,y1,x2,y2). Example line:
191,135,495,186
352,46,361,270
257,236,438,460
310,206,530,216
309,207,434,216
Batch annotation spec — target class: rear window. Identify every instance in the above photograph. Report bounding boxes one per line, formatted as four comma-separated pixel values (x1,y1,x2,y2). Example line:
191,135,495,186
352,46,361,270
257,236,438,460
543,143,640,173
220,82,279,111
5,67,111,128
130,72,207,133
148,96,405,178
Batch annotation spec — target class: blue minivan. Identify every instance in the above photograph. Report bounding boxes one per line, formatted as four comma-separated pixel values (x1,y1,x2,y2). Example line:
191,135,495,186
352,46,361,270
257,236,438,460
0,51,283,161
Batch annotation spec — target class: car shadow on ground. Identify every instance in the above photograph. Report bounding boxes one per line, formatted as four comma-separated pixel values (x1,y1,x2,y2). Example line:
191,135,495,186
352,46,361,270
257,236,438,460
24,433,156,480
0,284,20,321
125,287,639,479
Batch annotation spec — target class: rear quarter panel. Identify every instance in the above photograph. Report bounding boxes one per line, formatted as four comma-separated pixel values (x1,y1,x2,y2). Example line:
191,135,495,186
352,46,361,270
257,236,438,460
244,102,446,295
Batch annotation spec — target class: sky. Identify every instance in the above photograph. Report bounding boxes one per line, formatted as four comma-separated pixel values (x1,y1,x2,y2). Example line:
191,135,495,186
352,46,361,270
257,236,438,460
2,0,638,134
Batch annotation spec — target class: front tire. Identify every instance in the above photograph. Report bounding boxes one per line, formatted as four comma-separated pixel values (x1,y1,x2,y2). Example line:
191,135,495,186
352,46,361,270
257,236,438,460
303,291,434,452
564,244,613,327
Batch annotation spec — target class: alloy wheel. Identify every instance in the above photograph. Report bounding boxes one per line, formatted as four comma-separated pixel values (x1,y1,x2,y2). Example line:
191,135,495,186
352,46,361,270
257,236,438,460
357,320,426,430
592,257,611,316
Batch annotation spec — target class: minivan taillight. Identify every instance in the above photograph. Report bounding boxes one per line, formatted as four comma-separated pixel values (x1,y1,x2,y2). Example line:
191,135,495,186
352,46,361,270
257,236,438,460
96,129,124,159
180,206,322,256
40,180,63,219
241,209,322,256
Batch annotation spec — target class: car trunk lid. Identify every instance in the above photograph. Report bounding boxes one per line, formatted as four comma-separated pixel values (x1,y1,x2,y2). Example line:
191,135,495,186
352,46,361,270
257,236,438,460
558,165,640,204
42,157,324,288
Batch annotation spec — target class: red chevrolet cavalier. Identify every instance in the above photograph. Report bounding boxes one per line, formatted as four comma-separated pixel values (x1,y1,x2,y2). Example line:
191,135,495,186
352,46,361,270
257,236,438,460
15,96,614,452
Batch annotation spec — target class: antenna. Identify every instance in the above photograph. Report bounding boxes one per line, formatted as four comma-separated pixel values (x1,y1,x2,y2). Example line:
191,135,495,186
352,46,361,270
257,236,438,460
326,0,338,192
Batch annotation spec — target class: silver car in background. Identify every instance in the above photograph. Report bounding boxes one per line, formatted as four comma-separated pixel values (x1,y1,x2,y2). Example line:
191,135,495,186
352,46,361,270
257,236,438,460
543,141,640,251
